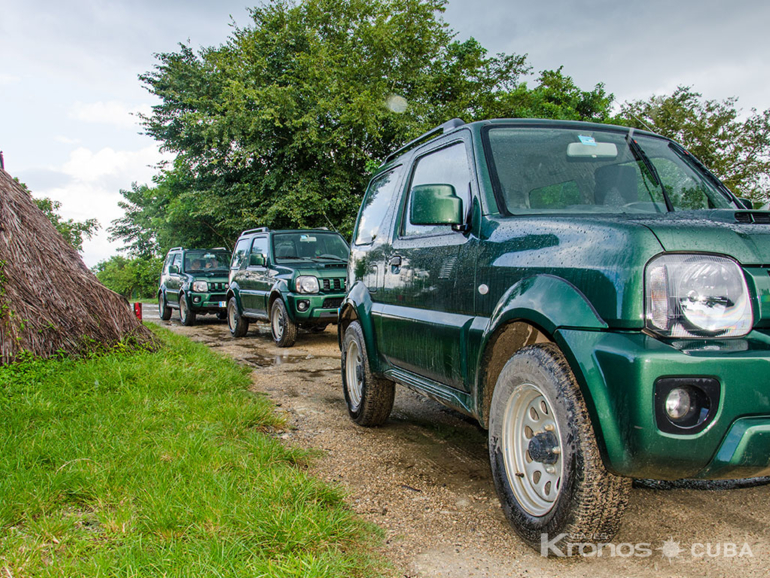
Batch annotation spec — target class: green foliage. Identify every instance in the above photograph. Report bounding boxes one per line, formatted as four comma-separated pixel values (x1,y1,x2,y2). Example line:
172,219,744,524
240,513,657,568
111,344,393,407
114,0,615,250
619,86,770,204
0,327,385,577
94,255,163,299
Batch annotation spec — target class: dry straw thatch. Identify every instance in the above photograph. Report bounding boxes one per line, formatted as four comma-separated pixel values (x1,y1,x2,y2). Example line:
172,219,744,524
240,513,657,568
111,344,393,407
0,167,155,364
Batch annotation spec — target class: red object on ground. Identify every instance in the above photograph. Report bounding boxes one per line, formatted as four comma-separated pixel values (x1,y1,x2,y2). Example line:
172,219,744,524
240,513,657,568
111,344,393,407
133,302,142,320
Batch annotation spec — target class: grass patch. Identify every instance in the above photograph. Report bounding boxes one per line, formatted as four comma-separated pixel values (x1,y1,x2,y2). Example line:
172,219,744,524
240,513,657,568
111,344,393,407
0,326,385,577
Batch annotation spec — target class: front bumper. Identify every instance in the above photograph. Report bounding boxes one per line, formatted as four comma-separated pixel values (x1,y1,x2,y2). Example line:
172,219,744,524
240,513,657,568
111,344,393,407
286,293,345,324
188,292,227,312
556,328,770,480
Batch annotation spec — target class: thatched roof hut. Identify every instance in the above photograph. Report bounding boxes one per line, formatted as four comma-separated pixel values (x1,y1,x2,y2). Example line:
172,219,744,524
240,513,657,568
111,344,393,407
0,167,155,363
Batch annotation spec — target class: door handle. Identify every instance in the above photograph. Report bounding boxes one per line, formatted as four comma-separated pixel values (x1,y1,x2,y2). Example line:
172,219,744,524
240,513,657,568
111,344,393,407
389,255,402,267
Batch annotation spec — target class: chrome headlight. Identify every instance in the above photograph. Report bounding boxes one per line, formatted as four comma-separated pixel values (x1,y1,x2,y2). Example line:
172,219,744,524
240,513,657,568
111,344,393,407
295,275,319,294
645,254,753,338
192,281,209,292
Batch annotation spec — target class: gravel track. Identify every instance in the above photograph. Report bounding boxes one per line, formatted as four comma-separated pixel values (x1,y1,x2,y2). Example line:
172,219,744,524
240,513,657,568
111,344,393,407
145,304,770,577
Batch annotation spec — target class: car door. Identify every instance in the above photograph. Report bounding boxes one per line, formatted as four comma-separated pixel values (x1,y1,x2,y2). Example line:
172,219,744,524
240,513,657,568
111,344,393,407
165,252,184,305
374,135,478,390
230,238,252,311
247,235,271,317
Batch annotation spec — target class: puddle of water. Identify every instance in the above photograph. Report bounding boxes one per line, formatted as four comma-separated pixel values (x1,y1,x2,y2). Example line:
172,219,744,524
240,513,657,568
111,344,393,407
242,353,304,367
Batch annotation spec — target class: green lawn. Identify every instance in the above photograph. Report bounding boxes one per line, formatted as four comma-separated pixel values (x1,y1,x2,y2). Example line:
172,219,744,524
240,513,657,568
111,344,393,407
0,326,385,577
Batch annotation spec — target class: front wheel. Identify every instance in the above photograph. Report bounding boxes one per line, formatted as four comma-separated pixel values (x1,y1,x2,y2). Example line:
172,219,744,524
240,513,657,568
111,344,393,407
227,297,249,337
341,321,395,426
179,294,196,326
488,344,630,555
270,299,297,347
158,291,172,321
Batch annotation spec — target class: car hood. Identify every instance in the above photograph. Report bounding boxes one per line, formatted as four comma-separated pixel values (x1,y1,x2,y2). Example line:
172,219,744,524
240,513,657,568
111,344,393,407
633,211,770,265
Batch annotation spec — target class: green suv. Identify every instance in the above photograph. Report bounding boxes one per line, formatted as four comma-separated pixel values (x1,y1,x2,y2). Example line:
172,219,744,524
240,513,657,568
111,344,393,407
227,228,349,347
339,118,770,553
158,247,231,326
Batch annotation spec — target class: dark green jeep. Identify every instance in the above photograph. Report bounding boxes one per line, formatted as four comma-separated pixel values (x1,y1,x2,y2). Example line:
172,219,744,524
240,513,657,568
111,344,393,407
157,247,231,326
227,228,349,347
339,118,770,553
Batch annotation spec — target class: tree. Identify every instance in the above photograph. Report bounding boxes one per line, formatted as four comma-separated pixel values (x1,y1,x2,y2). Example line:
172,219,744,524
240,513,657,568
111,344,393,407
93,255,163,299
125,0,615,248
619,87,770,204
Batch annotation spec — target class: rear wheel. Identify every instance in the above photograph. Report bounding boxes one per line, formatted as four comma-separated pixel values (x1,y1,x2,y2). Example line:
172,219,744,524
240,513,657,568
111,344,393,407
158,291,172,321
488,343,630,555
227,297,249,337
179,294,196,326
341,321,395,426
270,299,297,347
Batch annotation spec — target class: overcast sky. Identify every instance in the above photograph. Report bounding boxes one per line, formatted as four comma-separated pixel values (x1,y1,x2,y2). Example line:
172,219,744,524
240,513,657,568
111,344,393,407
2,0,768,266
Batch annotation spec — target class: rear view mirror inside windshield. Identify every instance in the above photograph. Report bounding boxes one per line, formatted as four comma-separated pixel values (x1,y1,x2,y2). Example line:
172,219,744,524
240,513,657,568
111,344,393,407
567,140,618,159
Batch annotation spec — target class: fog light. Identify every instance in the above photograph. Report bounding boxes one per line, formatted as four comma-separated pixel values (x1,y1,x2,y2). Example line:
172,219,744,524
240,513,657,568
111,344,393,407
655,377,720,434
297,300,309,311
665,387,693,421
193,296,201,304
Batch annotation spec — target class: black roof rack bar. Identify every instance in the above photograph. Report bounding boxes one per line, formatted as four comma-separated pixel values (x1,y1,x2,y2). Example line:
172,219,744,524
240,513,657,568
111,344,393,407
210,247,227,250
169,246,184,251
384,118,465,164
241,227,270,235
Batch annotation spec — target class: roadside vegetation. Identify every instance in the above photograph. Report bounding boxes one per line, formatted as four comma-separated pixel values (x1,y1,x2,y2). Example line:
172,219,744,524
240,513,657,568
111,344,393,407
0,326,385,577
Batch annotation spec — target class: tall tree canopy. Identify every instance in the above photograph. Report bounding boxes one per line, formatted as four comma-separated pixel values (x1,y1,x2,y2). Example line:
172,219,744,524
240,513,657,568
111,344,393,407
118,0,612,251
619,86,770,204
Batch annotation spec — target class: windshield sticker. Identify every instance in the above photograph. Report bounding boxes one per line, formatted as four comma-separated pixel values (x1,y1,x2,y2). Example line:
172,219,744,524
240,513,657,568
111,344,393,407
578,135,597,146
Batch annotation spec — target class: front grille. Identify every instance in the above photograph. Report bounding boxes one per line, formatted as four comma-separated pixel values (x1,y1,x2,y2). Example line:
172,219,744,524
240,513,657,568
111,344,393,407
322,297,343,309
321,278,346,292
210,293,227,301
206,282,228,291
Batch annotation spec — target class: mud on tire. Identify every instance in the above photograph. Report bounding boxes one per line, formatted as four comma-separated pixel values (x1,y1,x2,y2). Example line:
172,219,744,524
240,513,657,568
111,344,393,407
341,321,395,426
488,343,631,555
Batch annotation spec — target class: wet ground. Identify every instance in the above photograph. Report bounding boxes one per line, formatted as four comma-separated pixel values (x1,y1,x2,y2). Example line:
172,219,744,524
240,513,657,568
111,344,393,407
143,304,770,577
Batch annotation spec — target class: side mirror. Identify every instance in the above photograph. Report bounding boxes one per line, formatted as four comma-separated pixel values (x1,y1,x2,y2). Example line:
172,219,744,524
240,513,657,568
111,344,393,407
249,253,266,267
738,197,754,210
169,265,180,274
410,184,463,226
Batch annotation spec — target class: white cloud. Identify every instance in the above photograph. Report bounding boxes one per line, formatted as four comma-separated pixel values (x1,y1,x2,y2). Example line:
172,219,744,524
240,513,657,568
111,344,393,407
34,144,175,267
61,145,169,184
0,74,20,85
69,100,153,129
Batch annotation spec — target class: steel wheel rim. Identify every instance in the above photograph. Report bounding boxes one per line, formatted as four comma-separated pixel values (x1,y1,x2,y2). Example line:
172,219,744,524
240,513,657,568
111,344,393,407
158,293,164,313
272,305,284,339
228,301,236,331
180,298,187,321
501,383,564,517
345,339,363,410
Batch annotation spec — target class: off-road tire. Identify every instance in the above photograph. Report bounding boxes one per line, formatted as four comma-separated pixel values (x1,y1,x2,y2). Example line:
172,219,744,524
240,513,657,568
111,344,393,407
270,299,297,347
227,297,249,337
158,291,172,321
179,294,196,326
341,321,395,426
488,343,631,556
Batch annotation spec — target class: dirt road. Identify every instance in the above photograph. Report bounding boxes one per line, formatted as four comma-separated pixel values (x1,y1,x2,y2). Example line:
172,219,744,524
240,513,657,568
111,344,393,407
144,304,769,577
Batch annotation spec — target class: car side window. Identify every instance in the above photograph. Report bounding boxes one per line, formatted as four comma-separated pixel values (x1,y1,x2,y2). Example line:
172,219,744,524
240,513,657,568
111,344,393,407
171,253,182,271
250,236,269,264
163,254,174,274
231,239,251,270
354,168,401,245
403,142,471,237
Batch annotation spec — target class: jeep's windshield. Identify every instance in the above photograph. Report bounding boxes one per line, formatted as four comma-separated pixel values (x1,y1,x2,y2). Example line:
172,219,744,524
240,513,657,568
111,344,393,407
484,126,739,214
271,232,350,264
184,250,231,273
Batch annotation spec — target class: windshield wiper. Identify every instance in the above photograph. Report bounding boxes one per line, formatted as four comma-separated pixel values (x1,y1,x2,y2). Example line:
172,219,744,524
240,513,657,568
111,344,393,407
627,129,674,212
667,142,737,206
